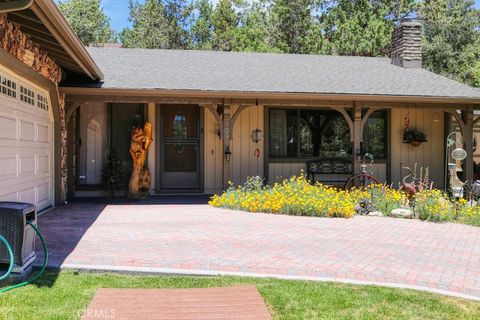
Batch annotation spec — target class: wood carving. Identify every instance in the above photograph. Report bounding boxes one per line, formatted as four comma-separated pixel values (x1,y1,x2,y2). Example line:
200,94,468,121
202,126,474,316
0,16,62,84
129,122,153,198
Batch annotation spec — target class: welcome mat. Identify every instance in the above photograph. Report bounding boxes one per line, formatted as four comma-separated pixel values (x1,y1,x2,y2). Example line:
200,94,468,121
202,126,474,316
82,285,272,320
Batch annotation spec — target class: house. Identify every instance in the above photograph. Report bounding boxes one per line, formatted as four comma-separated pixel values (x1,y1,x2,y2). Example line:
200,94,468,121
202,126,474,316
0,0,479,210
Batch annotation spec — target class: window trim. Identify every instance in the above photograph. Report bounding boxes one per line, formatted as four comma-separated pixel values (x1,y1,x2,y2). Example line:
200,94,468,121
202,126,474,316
268,107,353,160
361,110,388,161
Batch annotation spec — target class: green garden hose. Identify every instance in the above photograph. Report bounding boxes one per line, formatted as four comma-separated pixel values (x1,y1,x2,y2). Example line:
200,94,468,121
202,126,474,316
0,234,14,282
0,221,48,293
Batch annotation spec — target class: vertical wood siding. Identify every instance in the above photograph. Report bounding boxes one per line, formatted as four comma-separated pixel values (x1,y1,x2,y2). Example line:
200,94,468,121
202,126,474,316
391,107,444,188
231,105,265,185
204,108,223,193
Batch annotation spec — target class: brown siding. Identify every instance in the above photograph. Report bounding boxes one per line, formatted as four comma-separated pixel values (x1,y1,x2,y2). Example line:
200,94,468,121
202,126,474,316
391,107,444,188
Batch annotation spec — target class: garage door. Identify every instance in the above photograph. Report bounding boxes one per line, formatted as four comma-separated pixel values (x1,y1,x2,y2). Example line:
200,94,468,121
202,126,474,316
0,67,54,211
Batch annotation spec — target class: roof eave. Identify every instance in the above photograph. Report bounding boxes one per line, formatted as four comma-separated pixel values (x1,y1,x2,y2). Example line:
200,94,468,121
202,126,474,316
30,0,103,80
60,87,480,105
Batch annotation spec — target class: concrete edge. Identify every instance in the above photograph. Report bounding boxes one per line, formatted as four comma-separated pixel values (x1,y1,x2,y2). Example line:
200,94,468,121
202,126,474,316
59,263,480,302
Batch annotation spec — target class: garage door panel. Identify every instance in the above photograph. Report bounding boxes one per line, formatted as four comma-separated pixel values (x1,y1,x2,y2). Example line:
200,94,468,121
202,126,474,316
0,113,17,141
37,123,50,143
37,181,50,208
19,154,35,176
37,152,50,175
0,155,17,180
0,68,53,211
19,186,36,205
0,189,17,202
19,119,35,142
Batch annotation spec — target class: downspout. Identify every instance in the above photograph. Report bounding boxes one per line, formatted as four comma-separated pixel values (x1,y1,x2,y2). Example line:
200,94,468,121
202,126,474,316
0,0,34,13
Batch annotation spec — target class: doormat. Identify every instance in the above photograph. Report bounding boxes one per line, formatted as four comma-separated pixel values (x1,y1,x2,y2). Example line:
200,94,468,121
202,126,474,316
82,285,272,319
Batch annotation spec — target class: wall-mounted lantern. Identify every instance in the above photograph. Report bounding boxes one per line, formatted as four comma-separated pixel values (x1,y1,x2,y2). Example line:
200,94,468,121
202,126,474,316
224,146,232,161
251,129,263,143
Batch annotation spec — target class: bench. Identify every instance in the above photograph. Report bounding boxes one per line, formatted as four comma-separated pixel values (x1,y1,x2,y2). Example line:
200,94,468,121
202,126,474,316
306,159,353,187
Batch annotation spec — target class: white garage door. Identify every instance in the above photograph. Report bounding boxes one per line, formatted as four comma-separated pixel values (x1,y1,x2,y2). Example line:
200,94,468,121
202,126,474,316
0,67,54,211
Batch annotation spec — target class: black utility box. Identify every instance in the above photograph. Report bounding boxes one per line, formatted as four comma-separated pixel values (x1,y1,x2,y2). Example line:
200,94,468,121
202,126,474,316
0,202,37,271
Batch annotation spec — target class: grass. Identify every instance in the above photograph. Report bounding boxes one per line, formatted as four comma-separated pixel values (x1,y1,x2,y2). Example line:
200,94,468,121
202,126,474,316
1,271,480,319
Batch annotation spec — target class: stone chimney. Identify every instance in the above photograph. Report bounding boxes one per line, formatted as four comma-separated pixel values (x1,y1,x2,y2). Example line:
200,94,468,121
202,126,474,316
391,19,422,68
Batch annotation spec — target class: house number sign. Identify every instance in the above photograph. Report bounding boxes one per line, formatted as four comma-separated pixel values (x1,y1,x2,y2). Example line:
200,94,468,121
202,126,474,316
452,148,467,161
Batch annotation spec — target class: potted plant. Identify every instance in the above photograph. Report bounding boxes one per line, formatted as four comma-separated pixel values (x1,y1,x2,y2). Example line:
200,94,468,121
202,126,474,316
102,149,124,198
403,128,427,147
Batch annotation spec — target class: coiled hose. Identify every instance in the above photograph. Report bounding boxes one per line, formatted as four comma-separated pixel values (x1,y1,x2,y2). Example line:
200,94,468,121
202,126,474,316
0,221,48,293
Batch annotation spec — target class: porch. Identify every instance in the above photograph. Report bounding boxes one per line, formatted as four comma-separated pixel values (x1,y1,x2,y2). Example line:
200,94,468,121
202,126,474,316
63,91,479,197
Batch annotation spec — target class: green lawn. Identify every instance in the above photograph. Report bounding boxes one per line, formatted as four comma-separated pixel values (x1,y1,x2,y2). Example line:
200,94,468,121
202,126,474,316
1,270,480,319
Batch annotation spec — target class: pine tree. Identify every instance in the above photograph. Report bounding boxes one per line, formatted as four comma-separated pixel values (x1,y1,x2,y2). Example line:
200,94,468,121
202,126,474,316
119,0,191,49
58,0,115,46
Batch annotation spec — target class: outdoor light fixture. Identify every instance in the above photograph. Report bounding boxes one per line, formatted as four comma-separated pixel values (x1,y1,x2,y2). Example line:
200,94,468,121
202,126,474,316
224,146,232,161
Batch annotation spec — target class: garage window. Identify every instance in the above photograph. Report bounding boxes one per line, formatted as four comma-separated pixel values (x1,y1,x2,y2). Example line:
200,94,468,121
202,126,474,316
0,75,16,99
20,86,35,106
37,94,49,111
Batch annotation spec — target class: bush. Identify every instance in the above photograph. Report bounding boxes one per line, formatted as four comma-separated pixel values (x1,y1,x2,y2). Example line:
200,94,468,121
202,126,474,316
209,176,362,218
209,176,480,227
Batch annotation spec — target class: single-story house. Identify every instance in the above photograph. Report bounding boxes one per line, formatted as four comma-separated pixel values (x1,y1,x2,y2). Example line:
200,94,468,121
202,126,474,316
1,0,480,210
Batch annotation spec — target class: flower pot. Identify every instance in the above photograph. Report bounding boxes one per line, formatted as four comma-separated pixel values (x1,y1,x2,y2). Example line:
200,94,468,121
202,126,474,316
409,140,422,147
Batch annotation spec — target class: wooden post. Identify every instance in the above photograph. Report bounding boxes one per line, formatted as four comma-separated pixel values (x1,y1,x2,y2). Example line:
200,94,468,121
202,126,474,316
147,102,157,194
462,107,474,182
353,104,362,174
222,105,232,189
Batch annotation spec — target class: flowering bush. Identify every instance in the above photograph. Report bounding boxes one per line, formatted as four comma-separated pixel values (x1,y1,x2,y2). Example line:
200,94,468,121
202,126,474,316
414,189,454,222
209,175,480,227
209,176,362,218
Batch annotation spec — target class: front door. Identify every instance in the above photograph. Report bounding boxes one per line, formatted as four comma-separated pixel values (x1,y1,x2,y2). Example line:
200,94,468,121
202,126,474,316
160,105,200,189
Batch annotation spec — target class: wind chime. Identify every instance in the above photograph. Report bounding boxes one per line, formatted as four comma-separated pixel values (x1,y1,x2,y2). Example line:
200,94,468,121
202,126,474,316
251,103,262,173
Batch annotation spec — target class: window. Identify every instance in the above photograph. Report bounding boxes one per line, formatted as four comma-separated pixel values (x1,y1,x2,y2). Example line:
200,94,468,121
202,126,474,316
37,94,49,111
20,86,35,106
269,109,351,159
362,110,387,159
0,75,16,99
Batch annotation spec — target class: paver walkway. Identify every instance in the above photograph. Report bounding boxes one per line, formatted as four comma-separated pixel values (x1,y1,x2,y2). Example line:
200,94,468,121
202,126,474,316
37,198,480,300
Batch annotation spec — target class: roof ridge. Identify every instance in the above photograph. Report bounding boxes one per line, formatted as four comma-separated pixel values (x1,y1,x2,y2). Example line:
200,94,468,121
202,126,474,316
85,46,390,60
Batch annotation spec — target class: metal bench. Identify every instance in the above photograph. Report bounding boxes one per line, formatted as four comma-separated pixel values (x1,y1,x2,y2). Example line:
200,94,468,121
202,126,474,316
306,159,353,187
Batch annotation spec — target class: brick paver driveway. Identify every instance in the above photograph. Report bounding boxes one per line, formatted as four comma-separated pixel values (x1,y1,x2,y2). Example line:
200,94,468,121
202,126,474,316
37,198,480,300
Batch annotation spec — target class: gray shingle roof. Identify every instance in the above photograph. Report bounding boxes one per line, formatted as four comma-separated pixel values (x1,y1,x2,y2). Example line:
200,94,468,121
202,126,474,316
85,47,480,100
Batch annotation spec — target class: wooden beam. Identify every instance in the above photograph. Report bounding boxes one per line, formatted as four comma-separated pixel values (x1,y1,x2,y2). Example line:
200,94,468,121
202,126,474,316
258,99,354,108
332,107,354,142
65,94,225,105
200,104,223,139
222,105,232,189
352,104,362,174
360,107,382,141
445,109,465,137
462,107,474,182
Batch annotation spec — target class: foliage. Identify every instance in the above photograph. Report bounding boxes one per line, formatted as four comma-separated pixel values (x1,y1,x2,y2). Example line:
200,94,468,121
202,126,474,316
112,0,480,88
102,149,124,198
414,189,454,222
119,0,192,49
3,271,480,319
210,175,364,218
211,176,480,227
419,0,480,87
403,128,427,142
58,0,116,45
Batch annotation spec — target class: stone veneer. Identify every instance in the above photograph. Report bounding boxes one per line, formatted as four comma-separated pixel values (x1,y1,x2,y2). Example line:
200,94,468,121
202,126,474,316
391,20,422,68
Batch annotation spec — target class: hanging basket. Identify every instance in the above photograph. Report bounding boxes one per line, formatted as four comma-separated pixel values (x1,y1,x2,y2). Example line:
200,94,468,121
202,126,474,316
409,140,423,147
